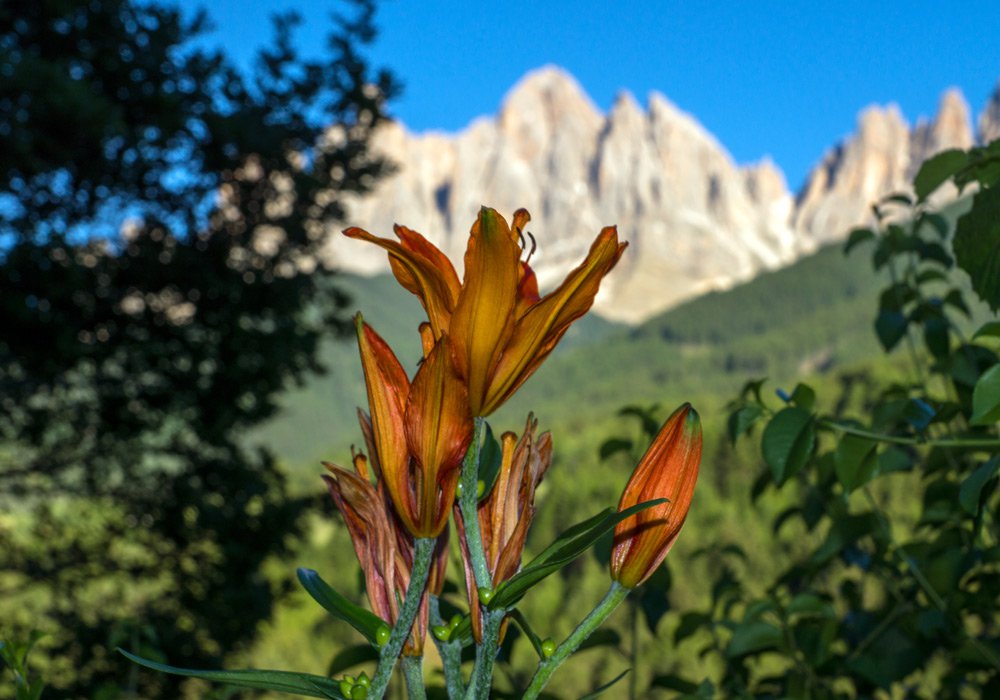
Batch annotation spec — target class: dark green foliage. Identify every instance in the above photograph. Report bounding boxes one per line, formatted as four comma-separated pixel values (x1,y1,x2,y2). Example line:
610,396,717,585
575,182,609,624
0,0,396,696
668,140,1000,698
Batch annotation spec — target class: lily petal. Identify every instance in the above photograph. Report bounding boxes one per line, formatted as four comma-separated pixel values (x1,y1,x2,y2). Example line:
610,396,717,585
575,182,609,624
404,335,473,536
355,316,414,530
344,226,460,338
450,207,522,415
484,226,626,414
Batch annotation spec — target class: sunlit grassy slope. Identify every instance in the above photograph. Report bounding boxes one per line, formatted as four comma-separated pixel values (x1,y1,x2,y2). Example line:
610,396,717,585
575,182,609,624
254,240,887,485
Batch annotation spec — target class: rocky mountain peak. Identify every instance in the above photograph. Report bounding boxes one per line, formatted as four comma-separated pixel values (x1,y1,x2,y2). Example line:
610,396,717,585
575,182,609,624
328,71,998,324
979,80,1000,143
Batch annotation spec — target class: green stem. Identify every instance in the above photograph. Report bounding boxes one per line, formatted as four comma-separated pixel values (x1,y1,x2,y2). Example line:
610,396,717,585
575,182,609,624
522,582,631,699
465,609,505,700
459,418,492,591
369,537,436,700
429,595,465,700
823,421,1000,449
401,656,427,700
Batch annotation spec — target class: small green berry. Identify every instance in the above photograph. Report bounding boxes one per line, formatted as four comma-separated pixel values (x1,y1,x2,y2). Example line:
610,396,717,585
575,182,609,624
477,586,494,605
456,481,464,496
541,638,556,658
375,624,391,647
355,672,370,688
432,625,451,642
449,614,463,630
339,680,354,697
351,685,369,700
476,479,485,497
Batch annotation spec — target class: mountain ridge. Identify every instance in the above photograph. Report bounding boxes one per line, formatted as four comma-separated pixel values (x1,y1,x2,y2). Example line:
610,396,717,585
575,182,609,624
324,66,999,323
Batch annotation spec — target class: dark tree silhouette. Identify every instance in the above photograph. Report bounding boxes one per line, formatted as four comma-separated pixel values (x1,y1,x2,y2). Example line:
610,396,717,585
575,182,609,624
0,0,398,695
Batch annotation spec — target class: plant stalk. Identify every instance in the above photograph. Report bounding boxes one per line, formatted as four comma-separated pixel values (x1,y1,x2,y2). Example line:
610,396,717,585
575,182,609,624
823,421,1000,449
465,608,505,700
429,595,465,699
401,656,427,700
522,581,630,699
458,417,492,590
369,537,436,700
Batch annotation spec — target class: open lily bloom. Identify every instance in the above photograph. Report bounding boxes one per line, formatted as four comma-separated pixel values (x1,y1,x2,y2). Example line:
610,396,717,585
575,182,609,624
610,403,702,588
457,416,553,641
355,316,473,538
345,207,626,416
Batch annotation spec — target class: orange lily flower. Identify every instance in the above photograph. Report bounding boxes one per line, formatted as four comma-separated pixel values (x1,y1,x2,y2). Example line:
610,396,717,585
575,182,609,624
457,416,553,641
610,403,702,588
355,315,473,538
345,207,626,416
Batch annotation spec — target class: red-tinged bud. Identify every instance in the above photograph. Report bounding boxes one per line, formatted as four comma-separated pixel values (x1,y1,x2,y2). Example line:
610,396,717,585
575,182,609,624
610,403,702,588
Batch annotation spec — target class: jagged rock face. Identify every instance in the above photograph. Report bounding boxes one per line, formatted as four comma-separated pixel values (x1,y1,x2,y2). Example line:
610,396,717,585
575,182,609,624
329,66,985,324
980,80,1000,143
795,89,975,244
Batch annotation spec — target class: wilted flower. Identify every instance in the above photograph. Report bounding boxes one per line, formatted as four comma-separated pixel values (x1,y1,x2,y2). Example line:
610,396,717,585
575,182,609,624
355,316,473,537
610,403,702,588
345,207,626,416
457,416,552,641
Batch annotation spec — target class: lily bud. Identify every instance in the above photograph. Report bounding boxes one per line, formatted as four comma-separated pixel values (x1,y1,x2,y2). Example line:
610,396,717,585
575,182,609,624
610,403,702,588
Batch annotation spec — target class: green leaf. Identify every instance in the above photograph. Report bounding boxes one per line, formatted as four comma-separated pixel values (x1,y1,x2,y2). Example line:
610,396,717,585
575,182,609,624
974,321,1000,341
834,434,879,493
297,569,388,646
844,227,875,254
918,212,950,238
599,437,633,461
577,669,630,699
326,644,379,677
618,405,661,438
971,365,1000,425
118,649,344,698
651,674,699,694
725,621,783,658
478,422,504,500
727,404,763,444
954,186,1000,311
761,407,815,486
960,457,1000,515
914,148,968,200
790,383,816,412
787,593,834,618
488,499,665,609
875,310,908,351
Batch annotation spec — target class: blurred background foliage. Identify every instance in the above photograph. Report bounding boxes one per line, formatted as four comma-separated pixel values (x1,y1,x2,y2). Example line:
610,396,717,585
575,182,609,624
0,0,397,696
2,1,999,699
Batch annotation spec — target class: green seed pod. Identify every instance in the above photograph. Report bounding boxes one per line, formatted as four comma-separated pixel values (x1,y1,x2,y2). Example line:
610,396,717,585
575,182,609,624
449,614,463,630
375,625,391,647
432,625,451,642
477,586,494,605
541,638,556,658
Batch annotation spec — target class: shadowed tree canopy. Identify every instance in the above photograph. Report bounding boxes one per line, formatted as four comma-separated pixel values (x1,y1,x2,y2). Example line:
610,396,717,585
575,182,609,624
0,0,397,696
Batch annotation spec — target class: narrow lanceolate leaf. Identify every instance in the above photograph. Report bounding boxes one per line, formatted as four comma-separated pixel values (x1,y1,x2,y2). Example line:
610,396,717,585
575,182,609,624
913,148,968,201
118,649,345,699
297,568,389,646
761,407,815,486
488,499,666,610
970,365,1000,425
577,669,630,699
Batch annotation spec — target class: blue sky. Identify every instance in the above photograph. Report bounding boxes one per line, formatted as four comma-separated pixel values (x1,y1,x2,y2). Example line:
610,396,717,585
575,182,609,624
181,0,1000,190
